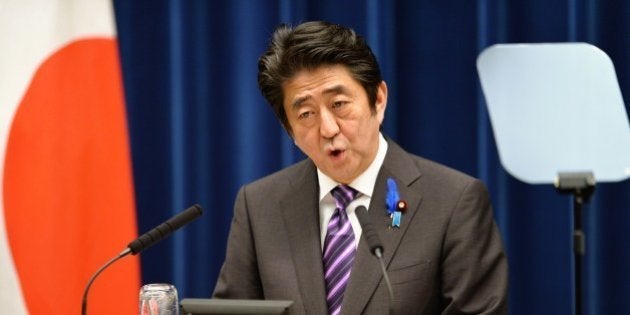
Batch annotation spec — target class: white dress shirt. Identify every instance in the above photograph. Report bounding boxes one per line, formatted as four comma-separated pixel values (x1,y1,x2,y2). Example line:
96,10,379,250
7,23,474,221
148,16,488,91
318,133,388,250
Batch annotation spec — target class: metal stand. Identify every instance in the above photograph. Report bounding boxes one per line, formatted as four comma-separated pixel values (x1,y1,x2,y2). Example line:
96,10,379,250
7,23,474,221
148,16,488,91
555,172,595,315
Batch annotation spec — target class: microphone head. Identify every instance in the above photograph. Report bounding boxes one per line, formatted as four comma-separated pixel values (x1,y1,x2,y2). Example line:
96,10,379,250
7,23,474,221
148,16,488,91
128,204,203,254
355,205,384,257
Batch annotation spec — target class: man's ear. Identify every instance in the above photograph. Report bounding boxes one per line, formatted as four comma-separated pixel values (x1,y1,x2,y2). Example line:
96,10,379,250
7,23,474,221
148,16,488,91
375,81,388,123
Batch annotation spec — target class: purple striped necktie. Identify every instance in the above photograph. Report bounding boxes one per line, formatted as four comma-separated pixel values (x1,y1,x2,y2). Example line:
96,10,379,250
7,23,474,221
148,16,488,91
323,185,359,315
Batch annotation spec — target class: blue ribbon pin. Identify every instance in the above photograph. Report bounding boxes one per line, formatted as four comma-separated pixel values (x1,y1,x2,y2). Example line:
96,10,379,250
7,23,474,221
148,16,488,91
385,178,405,228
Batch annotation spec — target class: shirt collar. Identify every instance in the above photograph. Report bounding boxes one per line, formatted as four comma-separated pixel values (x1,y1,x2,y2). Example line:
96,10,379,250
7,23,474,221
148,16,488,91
318,133,388,200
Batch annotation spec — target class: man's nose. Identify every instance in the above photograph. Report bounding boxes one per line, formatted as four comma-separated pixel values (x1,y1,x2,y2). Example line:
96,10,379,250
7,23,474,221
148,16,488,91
319,108,340,138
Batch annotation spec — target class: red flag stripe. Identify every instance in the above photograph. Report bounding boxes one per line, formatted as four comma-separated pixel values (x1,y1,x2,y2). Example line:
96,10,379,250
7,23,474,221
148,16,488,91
3,38,140,314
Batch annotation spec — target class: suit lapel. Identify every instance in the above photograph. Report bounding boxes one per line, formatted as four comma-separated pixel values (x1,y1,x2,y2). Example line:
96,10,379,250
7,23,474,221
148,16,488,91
279,161,329,314
341,141,423,314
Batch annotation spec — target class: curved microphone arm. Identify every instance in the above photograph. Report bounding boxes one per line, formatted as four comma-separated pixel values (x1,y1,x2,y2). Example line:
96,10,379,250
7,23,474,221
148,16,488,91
80,204,203,315
374,247,394,315
81,248,131,315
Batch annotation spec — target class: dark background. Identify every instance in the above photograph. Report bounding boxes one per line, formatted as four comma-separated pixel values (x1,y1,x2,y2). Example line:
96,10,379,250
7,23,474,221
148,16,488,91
113,1,630,314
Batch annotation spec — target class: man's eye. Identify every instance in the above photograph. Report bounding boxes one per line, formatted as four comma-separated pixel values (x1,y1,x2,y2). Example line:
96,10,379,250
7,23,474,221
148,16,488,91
332,101,347,109
298,111,313,120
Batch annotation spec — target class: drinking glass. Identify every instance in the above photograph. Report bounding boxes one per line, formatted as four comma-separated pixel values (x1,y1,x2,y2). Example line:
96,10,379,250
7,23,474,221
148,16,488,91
139,283,179,315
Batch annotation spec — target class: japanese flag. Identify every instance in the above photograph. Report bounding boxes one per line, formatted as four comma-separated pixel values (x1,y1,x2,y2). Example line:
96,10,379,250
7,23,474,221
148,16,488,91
0,0,140,313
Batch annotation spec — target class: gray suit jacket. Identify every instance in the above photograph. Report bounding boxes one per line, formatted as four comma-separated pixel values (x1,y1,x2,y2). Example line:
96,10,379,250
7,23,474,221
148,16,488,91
213,140,508,314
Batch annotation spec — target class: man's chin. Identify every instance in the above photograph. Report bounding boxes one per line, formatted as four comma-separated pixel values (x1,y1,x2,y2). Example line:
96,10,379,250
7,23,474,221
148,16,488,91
321,166,359,184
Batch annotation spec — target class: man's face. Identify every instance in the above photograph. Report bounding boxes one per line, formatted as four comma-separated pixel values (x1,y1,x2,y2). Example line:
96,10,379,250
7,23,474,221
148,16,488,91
282,65,387,184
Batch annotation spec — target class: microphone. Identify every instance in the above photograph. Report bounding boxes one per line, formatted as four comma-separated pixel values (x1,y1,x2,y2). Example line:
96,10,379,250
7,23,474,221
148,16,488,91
355,205,384,257
355,205,394,315
127,204,203,255
81,204,203,315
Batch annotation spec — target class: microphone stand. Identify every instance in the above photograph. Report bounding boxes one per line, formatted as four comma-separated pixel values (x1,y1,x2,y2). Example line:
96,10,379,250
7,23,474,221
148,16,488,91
80,204,202,315
374,248,394,315
81,248,132,315
355,206,394,315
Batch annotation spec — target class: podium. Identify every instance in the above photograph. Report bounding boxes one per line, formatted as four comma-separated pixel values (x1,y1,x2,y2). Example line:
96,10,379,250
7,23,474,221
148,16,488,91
180,298,293,315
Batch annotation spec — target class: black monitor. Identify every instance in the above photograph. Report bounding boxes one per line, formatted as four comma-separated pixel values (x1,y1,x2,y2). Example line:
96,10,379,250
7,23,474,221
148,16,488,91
180,298,293,315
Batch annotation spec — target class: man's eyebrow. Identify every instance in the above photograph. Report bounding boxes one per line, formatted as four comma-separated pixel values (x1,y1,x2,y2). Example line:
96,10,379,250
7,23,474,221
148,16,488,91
323,85,349,97
291,95,311,110
290,85,350,109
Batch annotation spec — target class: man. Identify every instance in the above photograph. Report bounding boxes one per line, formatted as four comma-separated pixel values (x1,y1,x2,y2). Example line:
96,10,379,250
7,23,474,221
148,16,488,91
213,21,508,314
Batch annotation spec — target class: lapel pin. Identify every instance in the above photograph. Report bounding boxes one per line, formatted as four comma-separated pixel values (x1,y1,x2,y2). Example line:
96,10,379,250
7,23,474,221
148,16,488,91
386,178,404,228
392,200,407,228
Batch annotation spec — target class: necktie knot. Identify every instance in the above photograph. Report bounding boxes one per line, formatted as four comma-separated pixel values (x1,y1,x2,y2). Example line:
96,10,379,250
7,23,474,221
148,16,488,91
331,185,358,212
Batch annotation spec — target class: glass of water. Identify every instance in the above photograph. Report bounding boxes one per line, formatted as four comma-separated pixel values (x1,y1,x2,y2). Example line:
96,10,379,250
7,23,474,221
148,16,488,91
139,283,179,315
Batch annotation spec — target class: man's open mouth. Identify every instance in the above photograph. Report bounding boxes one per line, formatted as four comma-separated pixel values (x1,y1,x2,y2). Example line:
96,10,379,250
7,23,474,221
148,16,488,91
330,149,343,157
